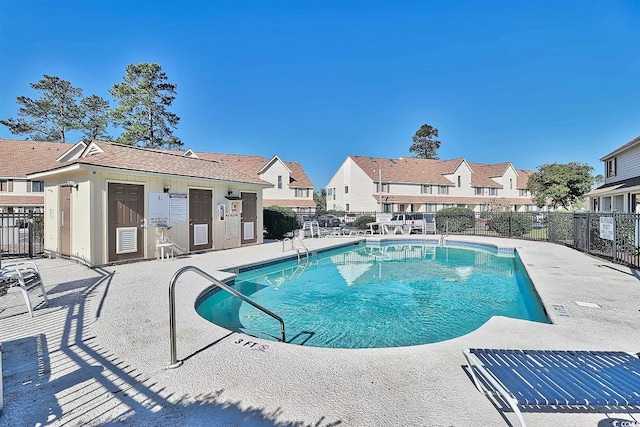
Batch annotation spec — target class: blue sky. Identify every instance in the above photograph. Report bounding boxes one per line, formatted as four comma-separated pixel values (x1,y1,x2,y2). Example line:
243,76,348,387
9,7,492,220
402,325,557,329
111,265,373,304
1,1,639,189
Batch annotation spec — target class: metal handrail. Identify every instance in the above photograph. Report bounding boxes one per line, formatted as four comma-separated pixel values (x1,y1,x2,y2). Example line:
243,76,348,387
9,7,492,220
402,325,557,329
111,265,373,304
293,237,309,260
168,265,286,368
282,237,309,262
282,237,301,262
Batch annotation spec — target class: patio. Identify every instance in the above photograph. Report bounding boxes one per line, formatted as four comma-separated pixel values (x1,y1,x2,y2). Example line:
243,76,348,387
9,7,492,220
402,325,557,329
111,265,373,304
1,236,639,426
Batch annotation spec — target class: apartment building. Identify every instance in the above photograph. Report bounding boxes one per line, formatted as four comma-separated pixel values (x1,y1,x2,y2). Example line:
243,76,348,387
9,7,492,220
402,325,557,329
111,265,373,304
191,152,316,214
588,134,640,213
0,139,68,213
326,155,535,213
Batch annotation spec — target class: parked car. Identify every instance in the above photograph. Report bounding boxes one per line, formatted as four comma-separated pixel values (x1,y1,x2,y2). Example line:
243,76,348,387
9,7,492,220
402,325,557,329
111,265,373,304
297,214,312,226
318,214,341,227
388,213,424,233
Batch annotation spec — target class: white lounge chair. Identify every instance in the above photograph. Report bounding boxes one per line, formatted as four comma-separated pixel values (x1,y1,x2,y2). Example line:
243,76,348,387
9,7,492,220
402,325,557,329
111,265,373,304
0,261,49,317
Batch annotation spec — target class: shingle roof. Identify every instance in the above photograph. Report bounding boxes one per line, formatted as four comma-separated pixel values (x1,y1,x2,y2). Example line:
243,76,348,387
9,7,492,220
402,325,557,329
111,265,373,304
0,195,44,206
263,199,317,208
0,139,69,177
39,141,271,186
350,156,458,185
516,169,533,189
350,156,525,189
194,153,314,187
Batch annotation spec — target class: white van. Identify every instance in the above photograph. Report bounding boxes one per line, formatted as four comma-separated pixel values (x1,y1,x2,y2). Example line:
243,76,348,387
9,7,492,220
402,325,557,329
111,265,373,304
388,213,424,233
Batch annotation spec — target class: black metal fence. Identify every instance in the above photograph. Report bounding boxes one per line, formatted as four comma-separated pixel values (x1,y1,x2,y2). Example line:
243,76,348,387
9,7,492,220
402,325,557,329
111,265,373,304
0,212,45,264
293,210,640,269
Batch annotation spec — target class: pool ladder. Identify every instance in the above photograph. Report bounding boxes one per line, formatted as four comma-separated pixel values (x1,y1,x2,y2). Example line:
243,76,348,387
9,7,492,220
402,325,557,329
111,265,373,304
282,237,309,263
168,265,286,368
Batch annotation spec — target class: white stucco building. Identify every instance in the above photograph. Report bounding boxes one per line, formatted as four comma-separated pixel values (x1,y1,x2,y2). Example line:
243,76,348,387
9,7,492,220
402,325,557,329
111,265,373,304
326,155,535,213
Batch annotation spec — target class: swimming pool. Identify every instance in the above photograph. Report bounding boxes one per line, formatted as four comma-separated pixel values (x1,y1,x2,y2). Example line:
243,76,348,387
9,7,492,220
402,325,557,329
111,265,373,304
196,242,549,348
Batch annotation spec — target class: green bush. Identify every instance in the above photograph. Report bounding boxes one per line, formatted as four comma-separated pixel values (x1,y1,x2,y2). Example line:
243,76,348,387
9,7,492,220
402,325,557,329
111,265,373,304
488,212,533,237
353,215,375,229
435,207,474,233
263,207,296,239
548,213,573,242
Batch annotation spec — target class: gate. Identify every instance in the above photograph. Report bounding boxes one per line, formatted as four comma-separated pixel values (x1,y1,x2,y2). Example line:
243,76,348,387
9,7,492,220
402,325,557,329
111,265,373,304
0,212,45,263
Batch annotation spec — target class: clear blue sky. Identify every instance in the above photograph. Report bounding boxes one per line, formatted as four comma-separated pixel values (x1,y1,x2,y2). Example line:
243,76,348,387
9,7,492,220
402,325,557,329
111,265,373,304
1,1,639,188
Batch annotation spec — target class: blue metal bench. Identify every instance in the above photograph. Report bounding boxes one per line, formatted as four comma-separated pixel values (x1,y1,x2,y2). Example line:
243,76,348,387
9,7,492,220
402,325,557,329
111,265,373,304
463,348,640,426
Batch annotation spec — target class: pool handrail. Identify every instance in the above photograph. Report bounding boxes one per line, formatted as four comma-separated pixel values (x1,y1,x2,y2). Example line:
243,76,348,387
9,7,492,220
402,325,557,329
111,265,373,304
168,265,286,368
282,237,309,262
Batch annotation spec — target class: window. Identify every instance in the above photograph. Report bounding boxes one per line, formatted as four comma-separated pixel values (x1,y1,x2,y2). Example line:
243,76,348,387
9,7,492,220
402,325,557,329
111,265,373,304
509,179,513,190
0,180,13,192
344,185,349,194
296,188,306,197
480,204,488,212
327,188,333,196
383,203,392,213
457,176,461,187
489,188,498,196
421,185,431,194
345,203,350,211
475,187,483,196
606,158,617,178
277,175,282,189
519,189,528,197
376,182,390,193
438,186,448,195
31,181,44,192
426,204,437,212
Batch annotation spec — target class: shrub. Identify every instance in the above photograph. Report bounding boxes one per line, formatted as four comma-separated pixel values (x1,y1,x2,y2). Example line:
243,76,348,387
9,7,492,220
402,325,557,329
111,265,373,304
263,207,296,239
547,213,573,242
353,215,375,229
435,207,474,233
488,212,533,237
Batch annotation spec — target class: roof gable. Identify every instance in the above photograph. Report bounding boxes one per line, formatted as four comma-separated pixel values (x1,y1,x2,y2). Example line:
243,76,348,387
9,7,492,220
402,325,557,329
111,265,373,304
258,155,292,175
600,135,640,161
32,141,272,186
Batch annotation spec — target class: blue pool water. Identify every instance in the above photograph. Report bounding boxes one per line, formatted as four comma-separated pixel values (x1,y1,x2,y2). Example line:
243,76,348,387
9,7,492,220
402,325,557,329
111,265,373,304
196,242,549,349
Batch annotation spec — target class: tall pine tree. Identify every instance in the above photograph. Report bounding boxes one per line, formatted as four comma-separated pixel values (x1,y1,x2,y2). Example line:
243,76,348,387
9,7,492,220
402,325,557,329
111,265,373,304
0,75,83,142
110,63,182,149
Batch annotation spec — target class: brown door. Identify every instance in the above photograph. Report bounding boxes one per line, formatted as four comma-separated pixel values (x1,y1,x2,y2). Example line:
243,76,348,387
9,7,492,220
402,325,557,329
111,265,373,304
241,192,257,244
108,183,145,262
189,189,212,251
60,186,71,256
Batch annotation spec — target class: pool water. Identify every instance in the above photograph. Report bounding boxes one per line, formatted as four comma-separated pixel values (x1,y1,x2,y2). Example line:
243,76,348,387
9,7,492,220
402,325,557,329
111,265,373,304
196,243,549,349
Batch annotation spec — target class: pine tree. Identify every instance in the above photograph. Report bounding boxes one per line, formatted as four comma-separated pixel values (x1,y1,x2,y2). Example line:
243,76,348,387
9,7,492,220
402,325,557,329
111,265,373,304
110,63,182,149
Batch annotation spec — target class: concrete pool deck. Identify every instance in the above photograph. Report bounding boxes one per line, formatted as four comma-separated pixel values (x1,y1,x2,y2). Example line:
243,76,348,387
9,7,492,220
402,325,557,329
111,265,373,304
1,235,639,426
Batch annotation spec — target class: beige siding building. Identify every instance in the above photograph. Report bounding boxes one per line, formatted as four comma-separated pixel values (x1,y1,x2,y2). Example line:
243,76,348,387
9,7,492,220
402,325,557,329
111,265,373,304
326,155,535,213
588,135,640,213
29,141,272,266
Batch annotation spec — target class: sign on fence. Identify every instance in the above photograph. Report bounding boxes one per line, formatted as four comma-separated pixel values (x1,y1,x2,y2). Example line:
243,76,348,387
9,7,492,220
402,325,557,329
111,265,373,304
599,216,614,241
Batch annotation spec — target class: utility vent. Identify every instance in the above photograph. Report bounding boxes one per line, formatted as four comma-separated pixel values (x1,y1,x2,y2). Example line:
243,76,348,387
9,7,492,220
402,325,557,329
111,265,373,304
193,224,208,246
116,227,138,254
84,144,104,157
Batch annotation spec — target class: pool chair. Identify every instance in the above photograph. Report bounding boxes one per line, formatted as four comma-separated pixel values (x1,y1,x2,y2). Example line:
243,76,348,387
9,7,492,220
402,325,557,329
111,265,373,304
463,348,640,427
0,261,49,317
